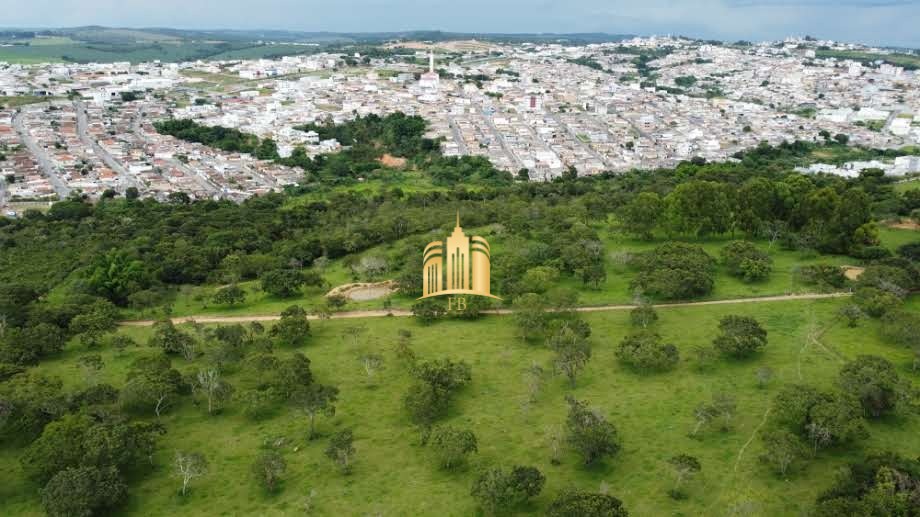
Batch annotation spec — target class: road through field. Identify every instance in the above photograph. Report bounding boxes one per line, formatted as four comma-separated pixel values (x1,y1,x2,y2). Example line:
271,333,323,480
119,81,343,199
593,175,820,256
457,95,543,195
121,292,852,326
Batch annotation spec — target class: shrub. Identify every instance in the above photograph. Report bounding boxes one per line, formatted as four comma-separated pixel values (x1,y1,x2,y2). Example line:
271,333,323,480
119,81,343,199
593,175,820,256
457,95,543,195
795,264,846,290
430,426,478,470
712,315,767,358
630,242,715,300
615,331,679,372
547,490,629,517
721,241,772,282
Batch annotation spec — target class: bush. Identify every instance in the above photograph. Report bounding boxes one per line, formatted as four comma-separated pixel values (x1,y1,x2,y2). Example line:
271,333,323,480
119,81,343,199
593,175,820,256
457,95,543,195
853,287,902,317
547,490,629,517
40,466,127,517
795,264,846,290
565,396,620,465
712,315,767,358
721,241,772,282
897,241,920,261
471,465,545,514
879,310,920,348
630,242,715,300
615,331,679,372
430,426,478,469
251,450,286,492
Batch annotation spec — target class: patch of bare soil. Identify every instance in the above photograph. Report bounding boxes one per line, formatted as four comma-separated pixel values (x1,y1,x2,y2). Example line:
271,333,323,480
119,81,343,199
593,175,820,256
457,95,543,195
326,280,398,301
842,266,865,281
378,154,407,168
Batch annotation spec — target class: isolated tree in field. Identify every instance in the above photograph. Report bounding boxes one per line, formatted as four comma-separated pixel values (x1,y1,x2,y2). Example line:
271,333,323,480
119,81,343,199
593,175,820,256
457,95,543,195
713,315,767,358
549,324,592,387
513,293,550,342
667,454,701,498
40,466,127,517
772,384,869,447
430,426,478,470
174,451,208,496
270,305,311,347
838,304,865,328
759,429,808,477
629,303,658,328
524,361,545,406
212,284,246,306
77,354,104,385
294,383,339,439
360,353,384,382
251,450,286,492
620,191,663,240
545,424,564,465
690,392,737,436
272,352,313,400
120,355,185,418
471,465,545,515
324,429,356,474
69,302,119,347
195,368,233,415
148,319,197,359
838,355,912,418
403,358,472,437
547,489,629,517
565,396,620,465
615,331,679,372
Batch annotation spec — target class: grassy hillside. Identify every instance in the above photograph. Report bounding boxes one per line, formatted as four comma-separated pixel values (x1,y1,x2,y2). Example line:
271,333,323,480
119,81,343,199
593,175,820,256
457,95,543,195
0,297,916,515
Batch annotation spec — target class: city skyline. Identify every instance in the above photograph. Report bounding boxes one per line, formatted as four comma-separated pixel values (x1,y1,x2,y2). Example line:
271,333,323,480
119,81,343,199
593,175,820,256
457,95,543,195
2,0,920,48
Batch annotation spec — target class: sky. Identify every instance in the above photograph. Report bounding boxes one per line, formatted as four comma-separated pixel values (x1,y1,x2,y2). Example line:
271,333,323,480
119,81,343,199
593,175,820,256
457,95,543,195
2,0,919,48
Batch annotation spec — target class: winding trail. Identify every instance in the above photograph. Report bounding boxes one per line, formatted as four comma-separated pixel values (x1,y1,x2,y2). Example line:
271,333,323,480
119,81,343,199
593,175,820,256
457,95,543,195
120,291,851,327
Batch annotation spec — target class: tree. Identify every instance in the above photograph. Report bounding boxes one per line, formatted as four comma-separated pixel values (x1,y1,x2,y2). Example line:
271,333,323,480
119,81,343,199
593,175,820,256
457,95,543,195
120,355,185,418
880,310,920,349
833,133,849,145
293,383,339,439
512,293,550,341
148,320,197,359
69,302,118,347
0,323,66,365
260,269,305,298
195,368,233,415
565,396,620,465
271,352,313,400
690,392,737,436
838,305,865,328
270,305,311,347
630,243,715,300
812,453,920,516
251,450,286,492
772,384,869,446
549,324,592,387
324,429,356,474
838,355,911,418
41,466,127,517
86,250,149,306
629,303,658,328
667,454,701,498
720,241,773,282
430,426,478,470
212,284,246,306
664,181,733,237
713,315,767,358
360,353,384,382
174,451,208,496
411,299,446,325
471,465,545,515
759,429,808,477
615,331,679,372
620,192,662,240
547,490,629,517
404,359,472,437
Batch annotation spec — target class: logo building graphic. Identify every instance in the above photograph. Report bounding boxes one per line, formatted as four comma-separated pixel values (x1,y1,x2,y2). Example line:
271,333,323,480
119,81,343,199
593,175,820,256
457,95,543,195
420,213,500,300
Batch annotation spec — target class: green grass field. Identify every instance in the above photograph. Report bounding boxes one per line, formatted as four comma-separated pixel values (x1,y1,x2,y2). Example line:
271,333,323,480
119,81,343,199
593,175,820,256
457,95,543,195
1,296,917,515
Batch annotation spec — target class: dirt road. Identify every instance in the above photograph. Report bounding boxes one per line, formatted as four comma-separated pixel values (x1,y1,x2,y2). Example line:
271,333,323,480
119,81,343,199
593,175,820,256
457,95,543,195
120,292,851,327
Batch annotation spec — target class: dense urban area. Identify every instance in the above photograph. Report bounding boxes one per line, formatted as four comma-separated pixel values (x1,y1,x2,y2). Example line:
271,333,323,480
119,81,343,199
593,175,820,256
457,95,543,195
0,26,919,517
2,35,920,211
